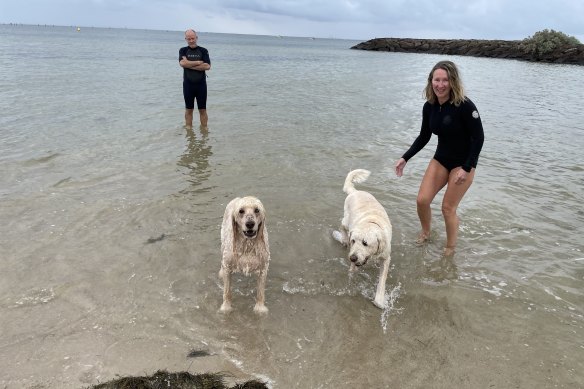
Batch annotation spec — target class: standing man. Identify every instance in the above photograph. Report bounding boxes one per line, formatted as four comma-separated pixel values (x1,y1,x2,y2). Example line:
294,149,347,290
179,29,211,129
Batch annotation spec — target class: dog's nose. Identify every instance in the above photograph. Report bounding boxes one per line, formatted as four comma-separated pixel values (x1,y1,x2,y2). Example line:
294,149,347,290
350,254,358,263
245,221,255,229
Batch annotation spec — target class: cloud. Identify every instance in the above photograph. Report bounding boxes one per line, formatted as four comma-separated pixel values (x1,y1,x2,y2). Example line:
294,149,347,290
1,0,583,41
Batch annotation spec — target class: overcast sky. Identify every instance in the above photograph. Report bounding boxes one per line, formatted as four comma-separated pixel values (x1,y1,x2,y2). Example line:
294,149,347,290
2,0,583,41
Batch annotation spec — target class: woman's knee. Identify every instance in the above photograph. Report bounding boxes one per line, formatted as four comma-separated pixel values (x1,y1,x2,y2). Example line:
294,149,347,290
417,195,432,209
441,202,457,218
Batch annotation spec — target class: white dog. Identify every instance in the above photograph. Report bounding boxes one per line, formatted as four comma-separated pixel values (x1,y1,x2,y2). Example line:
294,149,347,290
333,169,393,308
219,196,270,313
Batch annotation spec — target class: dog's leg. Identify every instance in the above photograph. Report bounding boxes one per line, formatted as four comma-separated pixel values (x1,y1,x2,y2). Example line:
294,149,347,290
373,256,390,308
340,225,349,245
332,225,349,246
340,213,350,246
253,269,269,313
219,267,233,312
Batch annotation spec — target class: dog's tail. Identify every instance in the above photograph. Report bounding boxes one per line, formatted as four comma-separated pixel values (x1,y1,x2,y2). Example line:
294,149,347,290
343,169,371,194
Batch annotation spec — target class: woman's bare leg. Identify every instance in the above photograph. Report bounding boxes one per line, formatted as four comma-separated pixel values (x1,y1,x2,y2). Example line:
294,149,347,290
442,167,475,252
416,159,449,242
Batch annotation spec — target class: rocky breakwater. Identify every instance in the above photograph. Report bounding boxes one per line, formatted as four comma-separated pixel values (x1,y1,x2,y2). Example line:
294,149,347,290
351,38,584,65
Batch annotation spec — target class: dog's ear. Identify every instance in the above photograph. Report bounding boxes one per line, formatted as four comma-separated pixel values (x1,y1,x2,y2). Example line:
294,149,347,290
256,206,266,240
375,230,386,255
256,211,269,258
256,220,265,243
231,202,240,248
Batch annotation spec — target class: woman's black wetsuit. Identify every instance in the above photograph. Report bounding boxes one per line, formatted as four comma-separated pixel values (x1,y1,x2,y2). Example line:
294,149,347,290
402,98,484,172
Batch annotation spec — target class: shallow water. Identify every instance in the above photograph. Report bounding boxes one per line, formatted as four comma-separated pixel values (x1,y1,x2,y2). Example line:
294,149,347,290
1,25,583,388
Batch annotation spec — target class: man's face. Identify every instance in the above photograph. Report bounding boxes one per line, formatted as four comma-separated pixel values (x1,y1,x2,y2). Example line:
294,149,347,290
185,31,197,48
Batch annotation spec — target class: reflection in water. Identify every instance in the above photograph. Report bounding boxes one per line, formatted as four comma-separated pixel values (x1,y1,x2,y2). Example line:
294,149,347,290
425,253,458,283
177,126,213,194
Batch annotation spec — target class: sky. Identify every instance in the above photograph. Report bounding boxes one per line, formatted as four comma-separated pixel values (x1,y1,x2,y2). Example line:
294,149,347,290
1,0,583,42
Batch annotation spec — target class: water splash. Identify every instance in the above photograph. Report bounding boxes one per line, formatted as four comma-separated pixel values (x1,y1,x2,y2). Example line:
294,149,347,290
380,283,402,334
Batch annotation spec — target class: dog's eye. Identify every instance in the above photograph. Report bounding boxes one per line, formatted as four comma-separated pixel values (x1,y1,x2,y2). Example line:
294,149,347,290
239,209,244,214
351,239,355,244
363,240,368,246
254,208,260,214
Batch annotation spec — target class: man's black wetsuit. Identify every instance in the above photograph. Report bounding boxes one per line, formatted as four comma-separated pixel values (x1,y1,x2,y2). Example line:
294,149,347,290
179,45,211,110
402,98,484,172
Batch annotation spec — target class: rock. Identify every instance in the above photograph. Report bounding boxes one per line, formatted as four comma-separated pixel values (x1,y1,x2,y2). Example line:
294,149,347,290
351,38,584,65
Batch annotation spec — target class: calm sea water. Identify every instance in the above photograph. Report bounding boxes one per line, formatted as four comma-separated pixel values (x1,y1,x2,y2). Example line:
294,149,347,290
1,24,583,388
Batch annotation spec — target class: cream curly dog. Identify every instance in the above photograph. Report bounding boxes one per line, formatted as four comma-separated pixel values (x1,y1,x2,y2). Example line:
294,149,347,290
333,169,393,308
219,196,270,313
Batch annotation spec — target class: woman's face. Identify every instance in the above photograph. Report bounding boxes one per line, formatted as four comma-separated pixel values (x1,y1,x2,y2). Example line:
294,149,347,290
432,68,451,103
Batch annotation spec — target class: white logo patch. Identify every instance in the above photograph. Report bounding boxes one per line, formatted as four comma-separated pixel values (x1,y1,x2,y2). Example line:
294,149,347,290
472,110,480,119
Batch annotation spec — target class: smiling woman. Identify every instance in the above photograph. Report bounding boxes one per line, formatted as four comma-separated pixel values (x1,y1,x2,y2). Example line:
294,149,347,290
395,60,484,255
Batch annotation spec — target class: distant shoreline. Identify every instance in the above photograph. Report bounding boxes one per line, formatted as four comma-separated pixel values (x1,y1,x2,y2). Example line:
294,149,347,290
351,37,584,65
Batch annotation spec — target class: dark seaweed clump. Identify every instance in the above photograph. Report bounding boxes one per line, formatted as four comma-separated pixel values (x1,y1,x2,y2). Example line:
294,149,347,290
88,370,268,389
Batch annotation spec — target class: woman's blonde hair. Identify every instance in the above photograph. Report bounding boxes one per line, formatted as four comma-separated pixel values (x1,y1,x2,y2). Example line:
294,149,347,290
424,60,466,106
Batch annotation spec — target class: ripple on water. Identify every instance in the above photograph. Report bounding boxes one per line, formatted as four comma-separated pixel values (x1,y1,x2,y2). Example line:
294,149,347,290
11,287,56,308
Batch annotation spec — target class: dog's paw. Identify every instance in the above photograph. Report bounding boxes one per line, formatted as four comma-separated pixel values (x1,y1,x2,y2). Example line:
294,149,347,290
373,298,385,309
253,304,268,314
332,230,343,243
219,302,232,313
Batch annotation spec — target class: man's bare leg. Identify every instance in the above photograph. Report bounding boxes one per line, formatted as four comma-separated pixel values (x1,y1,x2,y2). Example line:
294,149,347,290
185,108,194,129
198,109,208,128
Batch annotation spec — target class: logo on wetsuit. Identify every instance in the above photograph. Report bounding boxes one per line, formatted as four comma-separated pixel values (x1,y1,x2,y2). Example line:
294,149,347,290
472,110,480,119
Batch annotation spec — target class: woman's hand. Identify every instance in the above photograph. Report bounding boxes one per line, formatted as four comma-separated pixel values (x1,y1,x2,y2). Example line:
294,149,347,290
454,168,468,184
395,158,407,177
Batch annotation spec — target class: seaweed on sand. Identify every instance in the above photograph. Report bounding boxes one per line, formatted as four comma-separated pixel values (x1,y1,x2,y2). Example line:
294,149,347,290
187,349,212,358
88,370,268,389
